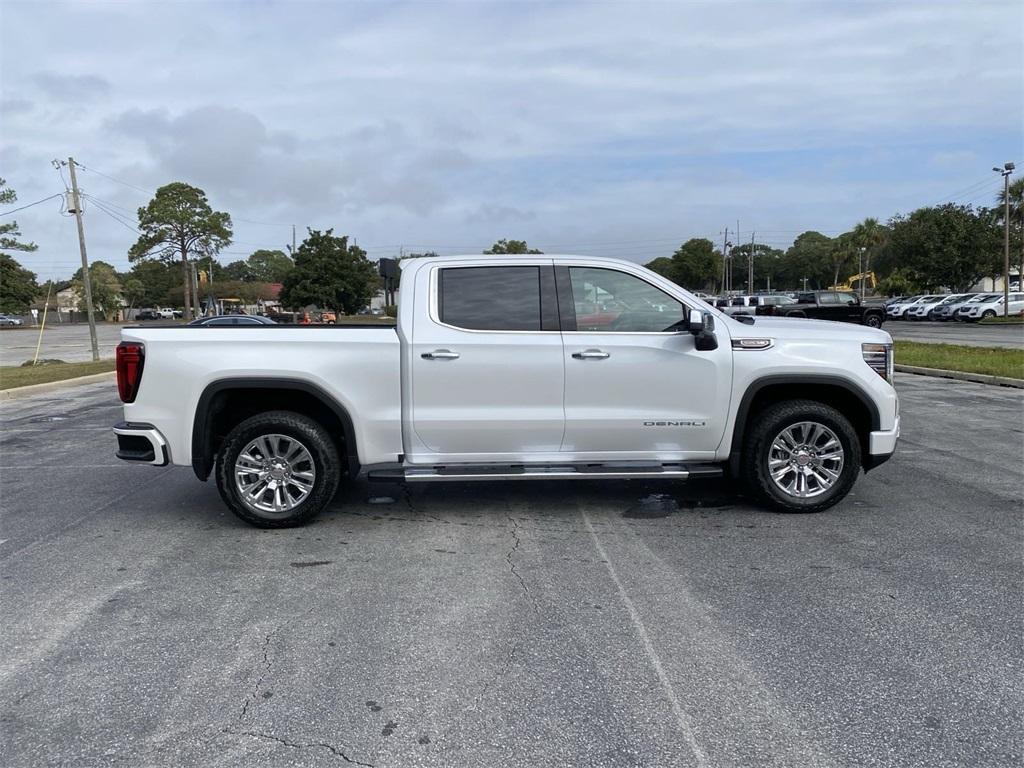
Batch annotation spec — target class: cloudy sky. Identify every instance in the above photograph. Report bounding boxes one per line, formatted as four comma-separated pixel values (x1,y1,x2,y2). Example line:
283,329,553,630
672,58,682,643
1,0,1021,281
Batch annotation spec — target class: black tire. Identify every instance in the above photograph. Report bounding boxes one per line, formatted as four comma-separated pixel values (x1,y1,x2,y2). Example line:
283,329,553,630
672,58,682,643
864,313,882,328
215,410,341,528
742,400,862,514
982,310,996,320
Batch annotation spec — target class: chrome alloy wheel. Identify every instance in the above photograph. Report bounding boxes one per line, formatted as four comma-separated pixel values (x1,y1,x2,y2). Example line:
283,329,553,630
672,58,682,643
767,421,845,499
234,434,316,516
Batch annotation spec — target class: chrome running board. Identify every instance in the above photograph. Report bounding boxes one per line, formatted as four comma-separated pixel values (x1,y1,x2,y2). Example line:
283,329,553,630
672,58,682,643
366,462,723,483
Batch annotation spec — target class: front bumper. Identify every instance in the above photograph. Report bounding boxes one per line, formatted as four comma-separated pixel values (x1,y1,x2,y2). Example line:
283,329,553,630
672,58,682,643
113,421,169,466
864,415,900,470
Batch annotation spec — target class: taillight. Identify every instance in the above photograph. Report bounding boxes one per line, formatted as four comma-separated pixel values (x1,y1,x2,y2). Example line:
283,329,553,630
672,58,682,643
116,342,145,403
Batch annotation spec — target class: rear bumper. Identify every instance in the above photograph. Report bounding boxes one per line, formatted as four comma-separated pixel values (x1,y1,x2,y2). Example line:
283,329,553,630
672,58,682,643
864,415,900,470
113,421,169,466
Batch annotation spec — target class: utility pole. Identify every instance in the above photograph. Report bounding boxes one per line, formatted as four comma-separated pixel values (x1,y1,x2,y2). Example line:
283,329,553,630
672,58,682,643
993,163,1015,317
748,231,755,294
64,158,100,362
292,224,297,255
720,228,729,294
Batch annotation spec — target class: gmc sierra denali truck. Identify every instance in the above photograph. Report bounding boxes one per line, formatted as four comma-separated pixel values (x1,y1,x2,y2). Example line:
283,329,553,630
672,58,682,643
113,255,899,528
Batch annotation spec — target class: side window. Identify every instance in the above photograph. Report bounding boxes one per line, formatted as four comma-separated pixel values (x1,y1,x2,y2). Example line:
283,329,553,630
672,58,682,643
568,267,685,332
439,266,541,331
818,292,840,305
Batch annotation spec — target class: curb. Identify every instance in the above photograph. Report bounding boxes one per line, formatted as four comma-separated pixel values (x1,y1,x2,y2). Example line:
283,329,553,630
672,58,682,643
0,371,116,401
895,364,1024,389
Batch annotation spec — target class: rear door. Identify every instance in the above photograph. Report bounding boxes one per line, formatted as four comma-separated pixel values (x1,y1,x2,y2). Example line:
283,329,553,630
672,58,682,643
409,262,565,460
558,265,732,459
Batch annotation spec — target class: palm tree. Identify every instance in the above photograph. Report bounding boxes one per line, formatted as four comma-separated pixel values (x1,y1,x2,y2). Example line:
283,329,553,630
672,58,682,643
997,178,1024,287
851,217,889,290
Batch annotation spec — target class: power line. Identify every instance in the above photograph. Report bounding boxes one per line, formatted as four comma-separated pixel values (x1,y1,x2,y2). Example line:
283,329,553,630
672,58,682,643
76,165,155,196
0,193,64,217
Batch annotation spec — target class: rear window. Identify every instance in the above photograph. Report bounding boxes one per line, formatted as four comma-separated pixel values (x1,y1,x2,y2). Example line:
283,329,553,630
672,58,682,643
439,266,541,331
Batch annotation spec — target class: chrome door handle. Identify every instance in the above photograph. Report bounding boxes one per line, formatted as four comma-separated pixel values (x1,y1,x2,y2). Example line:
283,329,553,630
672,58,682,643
572,349,610,360
422,349,460,360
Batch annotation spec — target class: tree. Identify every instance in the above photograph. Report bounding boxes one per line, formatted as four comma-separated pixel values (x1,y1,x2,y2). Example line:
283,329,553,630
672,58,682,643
484,239,543,254
645,238,721,290
779,232,834,290
0,178,39,256
246,249,294,283
879,204,1001,291
218,260,253,282
727,242,784,292
121,278,146,312
128,182,232,320
280,229,379,314
0,254,37,314
128,259,179,307
72,261,122,320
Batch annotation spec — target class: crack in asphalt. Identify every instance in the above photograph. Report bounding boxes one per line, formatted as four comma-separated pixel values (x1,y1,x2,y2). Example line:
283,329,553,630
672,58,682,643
222,728,374,766
504,512,540,614
239,631,274,721
400,485,443,522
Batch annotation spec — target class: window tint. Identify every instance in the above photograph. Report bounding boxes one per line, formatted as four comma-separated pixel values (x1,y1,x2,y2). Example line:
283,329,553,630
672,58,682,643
568,267,685,332
439,266,541,331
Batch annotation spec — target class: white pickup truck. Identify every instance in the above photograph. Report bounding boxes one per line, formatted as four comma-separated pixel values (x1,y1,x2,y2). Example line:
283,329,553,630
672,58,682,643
113,254,899,527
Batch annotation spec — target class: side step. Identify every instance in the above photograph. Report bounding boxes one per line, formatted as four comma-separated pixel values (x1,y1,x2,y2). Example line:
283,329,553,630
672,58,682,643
365,462,724,483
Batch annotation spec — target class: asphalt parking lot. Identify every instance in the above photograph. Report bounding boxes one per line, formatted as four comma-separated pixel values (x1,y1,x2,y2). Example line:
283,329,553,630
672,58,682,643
886,320,1023,350
1,374,1021,767
0,324,125,365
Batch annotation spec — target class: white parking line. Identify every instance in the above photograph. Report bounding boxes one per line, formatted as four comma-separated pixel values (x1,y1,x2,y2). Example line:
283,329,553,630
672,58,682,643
582,510,710,768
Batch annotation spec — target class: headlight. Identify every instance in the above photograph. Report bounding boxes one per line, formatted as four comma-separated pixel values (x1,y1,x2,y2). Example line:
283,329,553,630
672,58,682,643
862,342,893,383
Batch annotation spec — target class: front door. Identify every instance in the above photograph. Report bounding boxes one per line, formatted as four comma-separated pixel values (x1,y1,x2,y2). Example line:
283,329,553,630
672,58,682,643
409,263,566,461
558,265,733,459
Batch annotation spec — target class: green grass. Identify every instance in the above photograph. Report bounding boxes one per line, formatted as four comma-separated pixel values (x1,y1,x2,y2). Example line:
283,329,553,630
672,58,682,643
0,360,115,390
895,341,1024,379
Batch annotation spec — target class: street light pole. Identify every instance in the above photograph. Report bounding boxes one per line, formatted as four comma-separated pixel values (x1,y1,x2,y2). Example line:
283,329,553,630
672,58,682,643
994,162,1015,318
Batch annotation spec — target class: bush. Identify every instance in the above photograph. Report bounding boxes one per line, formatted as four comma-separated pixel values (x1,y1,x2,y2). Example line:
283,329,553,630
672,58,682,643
384,305,398,318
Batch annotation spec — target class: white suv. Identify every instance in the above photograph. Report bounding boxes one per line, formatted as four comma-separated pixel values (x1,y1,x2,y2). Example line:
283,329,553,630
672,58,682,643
886,295,925,319
905,294,968,321
957,292,1024,321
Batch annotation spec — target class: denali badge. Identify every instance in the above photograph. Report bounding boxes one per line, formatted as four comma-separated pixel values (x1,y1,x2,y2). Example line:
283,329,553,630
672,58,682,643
644,420,706,427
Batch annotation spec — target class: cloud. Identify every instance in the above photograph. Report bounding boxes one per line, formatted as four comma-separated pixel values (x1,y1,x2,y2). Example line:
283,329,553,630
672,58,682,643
0,1,1020,280
32,72,111,101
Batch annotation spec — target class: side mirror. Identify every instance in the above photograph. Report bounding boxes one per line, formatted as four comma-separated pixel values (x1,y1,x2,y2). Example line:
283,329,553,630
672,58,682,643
688,309,718,351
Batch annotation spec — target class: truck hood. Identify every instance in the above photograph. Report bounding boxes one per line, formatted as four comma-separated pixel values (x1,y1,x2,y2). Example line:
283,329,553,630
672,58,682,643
732,315,892,344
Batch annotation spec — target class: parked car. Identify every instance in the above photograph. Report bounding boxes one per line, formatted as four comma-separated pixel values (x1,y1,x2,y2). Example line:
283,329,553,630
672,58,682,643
886,295,926,320
113,253,899,527
721,295,798,317
188,314,277,326
957,292,1024,321
0,314,24,326
766,291,886,327
904,294,957,321
929,294,979,321
136,309,161,321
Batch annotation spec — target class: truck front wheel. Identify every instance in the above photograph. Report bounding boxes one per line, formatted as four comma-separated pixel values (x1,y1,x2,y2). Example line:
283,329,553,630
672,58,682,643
742,400,861,513
865,314,882,328
215,411,341,528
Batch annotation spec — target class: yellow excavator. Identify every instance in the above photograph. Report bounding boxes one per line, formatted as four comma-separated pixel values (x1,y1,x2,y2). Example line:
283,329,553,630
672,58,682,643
831,271,877,292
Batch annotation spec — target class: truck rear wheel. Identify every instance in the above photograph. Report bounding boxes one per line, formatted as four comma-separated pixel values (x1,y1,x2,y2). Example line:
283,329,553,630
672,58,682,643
865,314,882,328
215,411,341,528
742,400,861,513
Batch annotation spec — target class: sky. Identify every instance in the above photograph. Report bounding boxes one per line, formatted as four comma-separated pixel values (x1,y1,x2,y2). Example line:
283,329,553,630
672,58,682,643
1,0,1022,281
